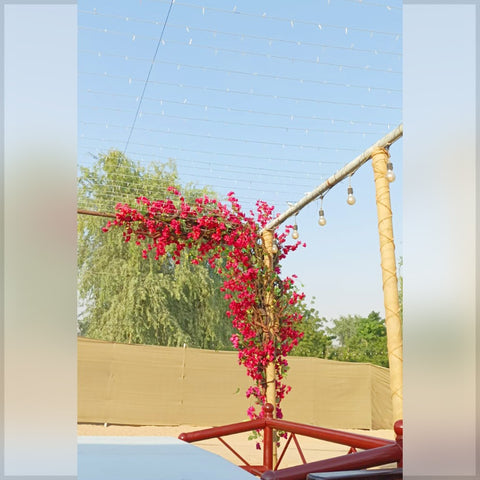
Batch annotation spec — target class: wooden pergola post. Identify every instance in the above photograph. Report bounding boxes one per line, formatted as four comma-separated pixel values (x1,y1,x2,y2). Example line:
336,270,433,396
261,228,278,463
261,229,277,412
371,147,403,424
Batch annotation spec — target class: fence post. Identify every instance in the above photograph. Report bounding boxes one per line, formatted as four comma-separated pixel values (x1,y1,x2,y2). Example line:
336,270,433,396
263,403,274,470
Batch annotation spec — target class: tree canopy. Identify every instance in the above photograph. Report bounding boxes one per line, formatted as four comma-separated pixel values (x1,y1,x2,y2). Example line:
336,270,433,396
327,311,388,367
291,300,388,368
78,150,234,349
291,298,333,359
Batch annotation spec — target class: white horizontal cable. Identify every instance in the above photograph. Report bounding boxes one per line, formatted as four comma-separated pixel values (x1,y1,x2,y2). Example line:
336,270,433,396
79,7,401,37
117,2,401,37
159,38,401,73
80,48,401,75
79,104,388,136
77,163,323,197
78,146,339,179
79,68,400,111
172,1,401,36
80,121,363,152
78,186,317,206
77,152,329,181
78,176,315,203
79,171,316,190
78,24,402,58
79,52,401,93
79,135,352,165
84,89,396,127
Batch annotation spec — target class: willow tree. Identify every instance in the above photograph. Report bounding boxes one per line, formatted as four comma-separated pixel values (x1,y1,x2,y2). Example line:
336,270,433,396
78,150,234,349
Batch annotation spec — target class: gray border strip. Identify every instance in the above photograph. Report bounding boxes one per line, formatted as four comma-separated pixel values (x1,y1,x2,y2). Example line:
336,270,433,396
403,3,479,480
0,2,76,479
477,4,480,479
0,1,4,477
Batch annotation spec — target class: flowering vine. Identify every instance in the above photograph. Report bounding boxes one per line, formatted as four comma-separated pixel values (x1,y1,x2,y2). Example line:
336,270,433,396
103,187,305,421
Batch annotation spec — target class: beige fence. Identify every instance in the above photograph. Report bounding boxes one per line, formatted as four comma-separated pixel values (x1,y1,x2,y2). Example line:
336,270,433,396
78,337,392,429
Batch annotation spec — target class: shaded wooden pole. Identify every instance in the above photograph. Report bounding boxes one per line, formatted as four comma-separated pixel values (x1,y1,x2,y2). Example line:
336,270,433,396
261,229,277,411
371,147,403,424
261,228,277,464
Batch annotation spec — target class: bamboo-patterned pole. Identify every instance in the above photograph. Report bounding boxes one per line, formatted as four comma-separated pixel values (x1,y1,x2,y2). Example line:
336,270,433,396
261,228,277,464
371,147,403,423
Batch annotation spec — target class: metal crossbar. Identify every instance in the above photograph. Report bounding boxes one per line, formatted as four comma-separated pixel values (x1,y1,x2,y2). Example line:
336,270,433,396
179,403,403,480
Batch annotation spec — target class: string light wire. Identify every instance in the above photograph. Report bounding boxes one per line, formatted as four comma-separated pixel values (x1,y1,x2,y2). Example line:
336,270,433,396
83,88,395,126
79,7,401,37
80,48,401,76
79,135,349,166
80,103,390,136
80,62,401,94
123,0,175,154
78,23,402,57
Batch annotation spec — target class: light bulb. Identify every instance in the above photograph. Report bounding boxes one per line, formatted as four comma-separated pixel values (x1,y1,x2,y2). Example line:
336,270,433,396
386,162,396,182
271,243,278,254
318,209,327,226
347,186,356,205
292,225,299,240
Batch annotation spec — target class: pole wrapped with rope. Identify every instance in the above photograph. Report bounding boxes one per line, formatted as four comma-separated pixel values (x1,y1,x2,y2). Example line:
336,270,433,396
260,229,277,413
261,228,278,464
371,147,403,424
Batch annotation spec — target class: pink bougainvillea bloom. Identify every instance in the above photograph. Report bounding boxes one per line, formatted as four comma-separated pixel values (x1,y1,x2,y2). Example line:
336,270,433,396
103,189,306,420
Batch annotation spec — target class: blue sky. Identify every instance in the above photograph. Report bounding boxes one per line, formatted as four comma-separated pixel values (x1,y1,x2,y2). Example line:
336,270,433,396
78,0,402,320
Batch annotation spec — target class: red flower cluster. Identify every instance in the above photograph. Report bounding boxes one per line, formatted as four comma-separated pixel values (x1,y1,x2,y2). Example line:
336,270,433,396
103,188,306,418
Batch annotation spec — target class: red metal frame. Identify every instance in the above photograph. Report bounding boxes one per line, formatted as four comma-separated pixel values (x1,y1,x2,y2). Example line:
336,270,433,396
179,404,403,479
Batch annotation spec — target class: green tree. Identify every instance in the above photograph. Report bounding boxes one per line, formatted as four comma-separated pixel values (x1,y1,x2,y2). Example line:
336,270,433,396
291,298,333,358
327,311,388,367
78,150,234,348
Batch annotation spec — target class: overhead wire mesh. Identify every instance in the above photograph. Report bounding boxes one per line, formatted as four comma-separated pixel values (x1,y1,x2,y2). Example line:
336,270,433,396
78,0,402,215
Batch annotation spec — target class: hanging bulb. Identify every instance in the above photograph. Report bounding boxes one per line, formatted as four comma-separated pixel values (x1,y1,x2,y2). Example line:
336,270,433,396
386,162,396,182
292,224,299,239
347,186,356,205
271,243,278,254
318,209,327,226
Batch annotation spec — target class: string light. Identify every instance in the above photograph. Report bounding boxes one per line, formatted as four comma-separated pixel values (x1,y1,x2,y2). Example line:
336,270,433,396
346,175,356,205
292,223,299,239
386,161,396,182
318,196,327,226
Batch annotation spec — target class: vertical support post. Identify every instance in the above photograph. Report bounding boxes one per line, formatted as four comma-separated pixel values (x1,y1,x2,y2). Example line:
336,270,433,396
371,147,403,424
261,229,277,464
263,403,274,470
260,229,277,414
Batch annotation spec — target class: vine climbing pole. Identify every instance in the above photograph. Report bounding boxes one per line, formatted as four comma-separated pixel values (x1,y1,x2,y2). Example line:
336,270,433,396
371,146,403,424
261,228,278,463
